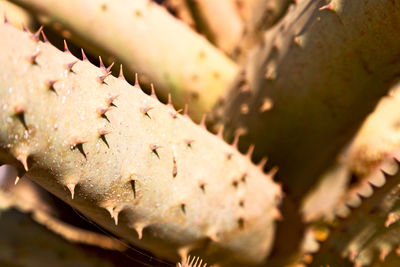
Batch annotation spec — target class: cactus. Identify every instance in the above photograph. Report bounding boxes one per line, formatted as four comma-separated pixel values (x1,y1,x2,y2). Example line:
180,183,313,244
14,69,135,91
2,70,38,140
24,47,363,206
312,154,400,267
346,85,400,179
9,0,238,120
0,22,281,266
185,0,244,55
2,0,400,266
220,0,400,200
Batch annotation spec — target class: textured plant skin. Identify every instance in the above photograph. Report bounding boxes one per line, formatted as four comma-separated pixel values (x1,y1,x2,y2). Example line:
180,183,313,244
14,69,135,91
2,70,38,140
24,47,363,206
0,0,35,30
346,85,400,179
219,0,400,200
9,0,237,121
235,0,292,61
0,22,281,266
185,0,244,56
311,154,400,267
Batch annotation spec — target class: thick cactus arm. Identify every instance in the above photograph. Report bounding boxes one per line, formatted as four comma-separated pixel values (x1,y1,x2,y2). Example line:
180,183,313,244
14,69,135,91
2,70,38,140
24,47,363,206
312,155,400,267
0,22,281,266
9,0,237,121
220,0,400,200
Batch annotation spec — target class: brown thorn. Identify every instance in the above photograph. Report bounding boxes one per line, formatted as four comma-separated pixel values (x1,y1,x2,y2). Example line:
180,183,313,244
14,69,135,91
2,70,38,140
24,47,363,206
70,137,88,158
16,154,29,171
66,183,76,199
106,95,119,107
96,107,112,122
246,144,255,159
134,73,141,89
240,173,247,183
180,203,186,214
268,166,279,177
98,128,110,148
199,114,207,129
167,94,173,108
22,23,28,32
257,157,268,170
231,132,241,148
199,181,206,193
99,56,106,70
41,31,49,43
319,3,334,11
64,60,78,73
225,152,233,160
150,84,157,99
63,40,70,53
45,79,58,94
28,51,40,65
81,48,88,61
217,125,224,139
3,13,8,24
13,104,28,130
105,61,115,73
172,157,178,178
237,217,245,230
97,72,112,84
118,65,125,80
183,104,189,117
30,26,43,42
140,106,153,118
184,139,194,148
